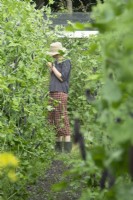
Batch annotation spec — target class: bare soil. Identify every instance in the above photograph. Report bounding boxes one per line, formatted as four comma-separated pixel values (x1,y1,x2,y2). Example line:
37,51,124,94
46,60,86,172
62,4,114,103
28,159,82,200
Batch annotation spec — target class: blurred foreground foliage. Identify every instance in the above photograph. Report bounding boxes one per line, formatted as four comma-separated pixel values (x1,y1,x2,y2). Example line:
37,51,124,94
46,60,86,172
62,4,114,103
54,0,133,199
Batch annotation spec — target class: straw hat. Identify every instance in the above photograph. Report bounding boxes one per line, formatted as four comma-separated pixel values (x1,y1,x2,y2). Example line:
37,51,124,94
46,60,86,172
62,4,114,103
47,42,66,56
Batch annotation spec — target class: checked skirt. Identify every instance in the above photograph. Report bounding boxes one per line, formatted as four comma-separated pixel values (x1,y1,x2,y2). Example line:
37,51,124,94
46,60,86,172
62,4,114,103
48,92,71,137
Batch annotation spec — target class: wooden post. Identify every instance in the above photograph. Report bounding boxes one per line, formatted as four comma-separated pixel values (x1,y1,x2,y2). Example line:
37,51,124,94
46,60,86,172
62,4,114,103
66,0,73,13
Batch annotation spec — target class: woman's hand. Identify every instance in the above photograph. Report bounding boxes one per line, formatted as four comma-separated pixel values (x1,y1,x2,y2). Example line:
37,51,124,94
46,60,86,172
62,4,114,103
47,62,53,71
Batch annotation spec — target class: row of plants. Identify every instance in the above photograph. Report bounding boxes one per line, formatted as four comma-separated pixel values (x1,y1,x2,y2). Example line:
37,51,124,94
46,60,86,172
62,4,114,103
54,0,133,200
0,0,57,199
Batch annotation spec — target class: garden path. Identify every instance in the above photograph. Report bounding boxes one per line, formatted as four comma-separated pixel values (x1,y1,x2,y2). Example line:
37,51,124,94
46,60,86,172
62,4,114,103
28,159,81,200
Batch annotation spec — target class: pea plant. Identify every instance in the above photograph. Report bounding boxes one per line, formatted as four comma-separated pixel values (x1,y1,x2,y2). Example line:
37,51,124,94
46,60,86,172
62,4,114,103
0,0,57,199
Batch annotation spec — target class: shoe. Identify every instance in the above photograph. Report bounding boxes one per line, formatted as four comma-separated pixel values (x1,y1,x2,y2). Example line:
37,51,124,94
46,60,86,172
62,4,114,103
64,142,72,153
55,142,63,152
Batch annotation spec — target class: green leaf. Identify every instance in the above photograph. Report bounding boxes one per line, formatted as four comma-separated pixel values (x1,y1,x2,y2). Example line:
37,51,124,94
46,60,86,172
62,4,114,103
102,79,122,103
46,105,54,111
52,181,68,192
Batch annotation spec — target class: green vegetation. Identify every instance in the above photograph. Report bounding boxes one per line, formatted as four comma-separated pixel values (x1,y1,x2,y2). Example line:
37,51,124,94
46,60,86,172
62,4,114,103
0,0,56,199
0,0,133,199
57,0,133,200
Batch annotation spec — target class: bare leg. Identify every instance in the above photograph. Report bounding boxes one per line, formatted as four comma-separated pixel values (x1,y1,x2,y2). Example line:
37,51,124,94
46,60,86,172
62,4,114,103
56,136,63,142
64,135,71,142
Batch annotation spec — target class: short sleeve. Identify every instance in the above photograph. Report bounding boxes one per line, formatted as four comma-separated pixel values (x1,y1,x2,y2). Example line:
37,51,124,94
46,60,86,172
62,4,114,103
61,60,71,81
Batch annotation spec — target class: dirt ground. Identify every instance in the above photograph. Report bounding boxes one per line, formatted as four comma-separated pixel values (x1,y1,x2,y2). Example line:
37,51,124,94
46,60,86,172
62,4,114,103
28,159,82,200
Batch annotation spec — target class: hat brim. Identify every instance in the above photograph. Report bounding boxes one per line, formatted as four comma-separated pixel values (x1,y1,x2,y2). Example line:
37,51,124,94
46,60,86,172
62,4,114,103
47,48,66,56
47,52,60,56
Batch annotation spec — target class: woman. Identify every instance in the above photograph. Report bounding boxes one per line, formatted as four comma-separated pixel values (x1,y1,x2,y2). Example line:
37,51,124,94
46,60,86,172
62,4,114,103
47,42,72,153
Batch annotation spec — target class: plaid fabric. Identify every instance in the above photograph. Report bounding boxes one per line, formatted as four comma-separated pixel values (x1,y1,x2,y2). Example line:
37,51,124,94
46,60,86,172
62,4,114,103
48,92,71,136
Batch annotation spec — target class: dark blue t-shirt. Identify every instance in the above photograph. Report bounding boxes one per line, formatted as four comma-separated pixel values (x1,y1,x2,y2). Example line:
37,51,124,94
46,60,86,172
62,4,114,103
49,59,71,94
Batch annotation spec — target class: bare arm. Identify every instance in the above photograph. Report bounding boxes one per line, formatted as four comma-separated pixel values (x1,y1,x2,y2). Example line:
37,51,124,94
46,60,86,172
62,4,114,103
52,65,63,82
47,62,63,82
